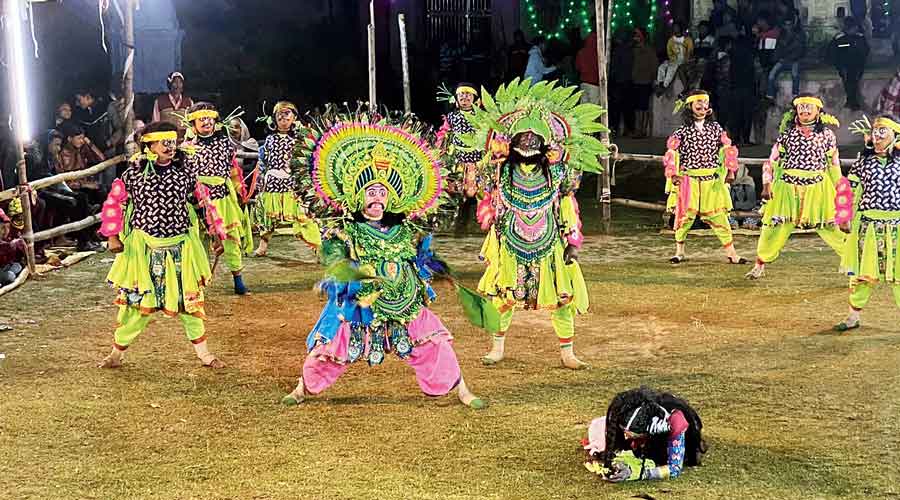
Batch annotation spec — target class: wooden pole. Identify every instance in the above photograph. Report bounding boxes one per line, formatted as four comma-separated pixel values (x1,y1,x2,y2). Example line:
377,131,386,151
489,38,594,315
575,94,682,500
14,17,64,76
123,0,136,156
399,13,411,114
4,0,35,272
368,1,377,112
595,0,612,231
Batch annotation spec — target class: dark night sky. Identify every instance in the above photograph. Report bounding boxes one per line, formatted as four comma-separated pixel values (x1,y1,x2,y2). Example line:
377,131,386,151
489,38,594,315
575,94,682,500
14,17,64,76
26,0,379,135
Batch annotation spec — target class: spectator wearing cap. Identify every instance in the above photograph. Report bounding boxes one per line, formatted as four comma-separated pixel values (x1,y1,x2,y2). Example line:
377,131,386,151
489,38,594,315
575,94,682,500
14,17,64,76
152,72,194,134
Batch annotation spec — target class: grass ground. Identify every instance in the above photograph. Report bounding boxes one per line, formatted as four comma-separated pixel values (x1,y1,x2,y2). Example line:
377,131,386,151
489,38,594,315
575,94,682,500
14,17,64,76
2,205,900,500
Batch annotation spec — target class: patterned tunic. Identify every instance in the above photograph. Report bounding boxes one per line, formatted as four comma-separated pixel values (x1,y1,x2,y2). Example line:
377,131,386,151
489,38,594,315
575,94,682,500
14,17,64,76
671,121,725,179
774,126,837,185
849,154,900,220
121,159,196,238
259,132,297,193
189,134,236,200
447,110,481,163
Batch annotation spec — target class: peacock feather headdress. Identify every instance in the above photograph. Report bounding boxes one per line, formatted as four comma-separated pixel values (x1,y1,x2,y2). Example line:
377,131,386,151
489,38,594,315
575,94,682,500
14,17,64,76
458,78,611,173
292,104,444,221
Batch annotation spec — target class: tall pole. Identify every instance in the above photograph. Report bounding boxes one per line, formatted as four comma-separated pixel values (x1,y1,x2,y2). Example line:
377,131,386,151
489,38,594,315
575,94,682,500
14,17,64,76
595,0,612,230
368,0,377,112
399,13,411,114
5,0,35,272
123,0,136,157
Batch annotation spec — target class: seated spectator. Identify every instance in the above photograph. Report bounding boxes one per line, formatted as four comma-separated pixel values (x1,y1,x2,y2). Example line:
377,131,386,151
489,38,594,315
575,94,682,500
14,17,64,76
655,21,693,96
54,102,72,128
877,66,900,117
46,130,64,173
755,12,781,74
695,21,717,59
826,16,869,111
58,123,106,199
0,207,26,286
765,15,804,100
72,89,109,150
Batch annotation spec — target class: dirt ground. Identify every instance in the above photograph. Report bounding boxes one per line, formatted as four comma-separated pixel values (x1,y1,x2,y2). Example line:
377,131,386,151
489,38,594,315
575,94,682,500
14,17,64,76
2,206,900,500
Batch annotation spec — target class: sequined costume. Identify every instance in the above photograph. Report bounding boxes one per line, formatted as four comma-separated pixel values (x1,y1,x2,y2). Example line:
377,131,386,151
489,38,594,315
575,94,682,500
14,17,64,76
460,78,610,365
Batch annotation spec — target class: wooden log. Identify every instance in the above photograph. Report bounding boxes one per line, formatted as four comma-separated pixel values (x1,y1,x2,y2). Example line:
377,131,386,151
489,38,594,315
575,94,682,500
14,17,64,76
32,215,101,243
0,155,125,203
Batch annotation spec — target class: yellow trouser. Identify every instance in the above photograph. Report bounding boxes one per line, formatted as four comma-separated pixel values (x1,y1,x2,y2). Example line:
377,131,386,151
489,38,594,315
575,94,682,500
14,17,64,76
113,306,206,348
674,211,734,246
222,238,243,273
494,299,576,339
849,281,900,310
756,223,846,263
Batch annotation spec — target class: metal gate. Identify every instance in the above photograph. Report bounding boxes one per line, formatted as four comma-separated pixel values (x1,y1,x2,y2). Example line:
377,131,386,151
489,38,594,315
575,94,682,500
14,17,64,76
425,0,493,46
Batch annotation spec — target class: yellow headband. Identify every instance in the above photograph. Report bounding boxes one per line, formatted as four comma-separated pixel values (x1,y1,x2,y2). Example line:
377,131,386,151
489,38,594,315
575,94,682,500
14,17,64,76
456,86,478,96
274,101,298,116
793,96,823,108
187,109,219,122
141,131,178,143
873,117,900,135
685,94,709,104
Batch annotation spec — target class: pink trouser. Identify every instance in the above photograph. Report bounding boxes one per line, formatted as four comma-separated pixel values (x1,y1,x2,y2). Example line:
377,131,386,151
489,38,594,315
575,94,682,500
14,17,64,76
302,309,462,397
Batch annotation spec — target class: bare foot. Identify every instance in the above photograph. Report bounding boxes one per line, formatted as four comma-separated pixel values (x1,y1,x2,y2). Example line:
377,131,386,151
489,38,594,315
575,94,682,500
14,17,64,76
97,354,123,369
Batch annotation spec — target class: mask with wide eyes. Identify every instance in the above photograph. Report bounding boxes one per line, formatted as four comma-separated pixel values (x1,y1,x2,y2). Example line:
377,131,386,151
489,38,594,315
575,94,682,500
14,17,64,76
160,139,177,150
512,131,544,159
796,103,819,125
872,125,896,154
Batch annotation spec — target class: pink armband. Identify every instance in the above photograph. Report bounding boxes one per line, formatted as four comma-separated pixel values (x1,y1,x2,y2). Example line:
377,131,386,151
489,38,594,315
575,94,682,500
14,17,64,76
663,150,677,177
720,132,732,147
834,177,854,225
723,145,739,173
194,182,227,240
98,179,128,237
435,117,451,150
762,161,774,185
666,135,680,151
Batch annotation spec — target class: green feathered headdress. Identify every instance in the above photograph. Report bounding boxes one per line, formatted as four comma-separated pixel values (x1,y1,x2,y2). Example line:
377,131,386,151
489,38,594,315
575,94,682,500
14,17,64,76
458,78,611,174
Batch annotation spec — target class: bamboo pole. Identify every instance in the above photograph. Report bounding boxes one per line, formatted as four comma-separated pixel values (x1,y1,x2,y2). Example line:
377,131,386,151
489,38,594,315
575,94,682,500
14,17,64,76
612,152,857,167
399,13,411,114
32,215,101,242
595,0,611,232
368,1,377,112
4,0,35,272
123,0,136,156
0,155,125,203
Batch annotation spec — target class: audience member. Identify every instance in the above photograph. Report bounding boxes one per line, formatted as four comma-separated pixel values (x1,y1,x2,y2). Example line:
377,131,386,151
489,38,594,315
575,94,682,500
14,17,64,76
656,21,693,96
631,27,658,138
608,29,635,136
766,14,805,100
827,16,869,110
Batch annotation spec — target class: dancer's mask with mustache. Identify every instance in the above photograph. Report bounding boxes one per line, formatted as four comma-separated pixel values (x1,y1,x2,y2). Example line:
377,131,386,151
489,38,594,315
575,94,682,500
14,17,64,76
363,183,389,221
